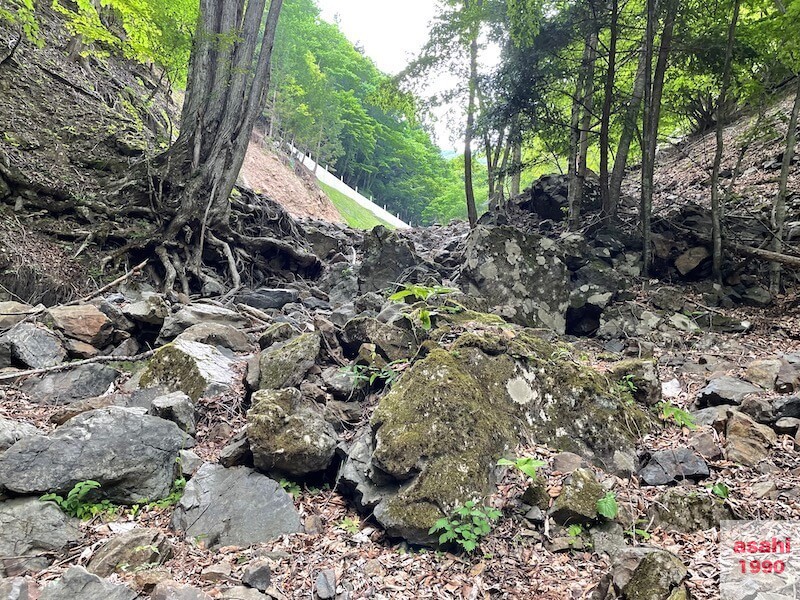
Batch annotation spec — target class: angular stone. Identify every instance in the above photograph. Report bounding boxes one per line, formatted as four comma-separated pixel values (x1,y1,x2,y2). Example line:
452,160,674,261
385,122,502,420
0,407,186,503
200,561,231,582
675,247,710,276
87,528,173,577
775,417,800,435
726,410,777,466
549,468,604,525
0,301,35,331
650,488,734,533
0,577,35,600
159,304,247,340
552,452,585,474
141,339,241,401
46,305,112,347
773,396,800,419
358,226,419,293
776,361,800,394
460,226,570,332
321,366,366,401
247,388,337,476
0,417,42,452
21,364,120,405
219,431,252,468
257,323,294,350
315,569,336,600
741,286,772,308
39,566,136,600
152,581,212,600
176,323,251,354
64,338,99,359
123,293,169,326
242,559,272,592
258,333,320,390
236,288,299,310
340,317,417,362
171,464,302,549
697,377,763,407
693,405,734,431
744,359,783,391
607,359,661,406
689,429,722,460
0,498,81,575
218,587,268,600
149,392,196,435
638,447,709,486
178,449,204,477
1,323,65,369
606,547,688,600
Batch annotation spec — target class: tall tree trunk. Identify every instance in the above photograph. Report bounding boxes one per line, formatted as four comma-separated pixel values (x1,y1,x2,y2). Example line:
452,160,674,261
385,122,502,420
158,0,284,237
599,0,619,222
510,116,522,197
770,74,800,292
610,39,647,208
710,0,741,283
464,0,481,228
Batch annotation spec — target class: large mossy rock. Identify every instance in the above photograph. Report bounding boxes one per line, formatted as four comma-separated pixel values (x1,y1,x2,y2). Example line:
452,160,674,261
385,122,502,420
460,226,570,333
346,330,649,544
258,333,320,390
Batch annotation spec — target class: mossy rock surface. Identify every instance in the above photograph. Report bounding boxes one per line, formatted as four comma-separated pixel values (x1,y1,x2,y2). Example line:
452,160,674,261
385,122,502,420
650,488,735,533
258,333,320,390
622,550,688,600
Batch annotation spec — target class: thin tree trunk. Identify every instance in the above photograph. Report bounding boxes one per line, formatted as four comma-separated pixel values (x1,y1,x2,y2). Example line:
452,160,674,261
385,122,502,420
464,0,481,228
575,32,598,228
610,40,647,208
599,0,619,222
568,38,594,229
770,74,800,292
510,116,522,197
710,0,741,283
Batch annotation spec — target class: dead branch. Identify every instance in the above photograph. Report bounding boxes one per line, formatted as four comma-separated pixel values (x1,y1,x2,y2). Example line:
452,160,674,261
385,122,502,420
67,259,148,305
0,350,157,382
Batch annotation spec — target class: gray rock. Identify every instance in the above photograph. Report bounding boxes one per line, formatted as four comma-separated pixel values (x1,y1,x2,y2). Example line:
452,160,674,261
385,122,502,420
773,395,800,419
218,587,268,600
218,431,252,468
0,577,34,600
726,410,777,466
0,498,81,575
258,333,320,390
159,305,247,340
0,301,35,331
599,547,688,600
775,417,800,435
675,247,710,276
237,288,299,310
171,464,302,549
321,367,365,401
460,226,570,332
0,407,186,503
589,522,627,557
123,292,169,326
638,447,709,486
0,418,42,452
607,359,661,406
549,468,604,525
20,364,120,405
315,569,336,600
1,323,65,369
140,339,242,401
87,528,173,576
247,389,338,476
339,317,417,362
693,404,733,432
178,449,205,477
697,376,763,407
257,323,295,350
745,359,783,391
358,227,419,293
152,581,213,600
176,323,251,354
741,286,772,307
149,392,196,435
650,487,734,533
241,559,272,591
39,566,137,600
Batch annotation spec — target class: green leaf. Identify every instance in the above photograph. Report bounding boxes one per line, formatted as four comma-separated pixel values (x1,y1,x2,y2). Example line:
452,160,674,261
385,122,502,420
596,492,619,519
711,482,730,499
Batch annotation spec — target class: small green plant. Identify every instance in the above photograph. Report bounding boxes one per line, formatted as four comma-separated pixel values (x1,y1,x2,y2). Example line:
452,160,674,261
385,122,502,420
340,359,404,387
41,480,118,521
497,456,547,480
617,374,638,394
625,520,652,541
280,478,302,498
429,501,502,553
149,476,186,509
710,482,730,499
388,283,457,303
337,517,361,534
659,402,697,429
566,524,584,546
596,492,619,519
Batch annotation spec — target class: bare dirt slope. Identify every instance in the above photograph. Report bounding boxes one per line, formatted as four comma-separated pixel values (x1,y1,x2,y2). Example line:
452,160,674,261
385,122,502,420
241,137,343,223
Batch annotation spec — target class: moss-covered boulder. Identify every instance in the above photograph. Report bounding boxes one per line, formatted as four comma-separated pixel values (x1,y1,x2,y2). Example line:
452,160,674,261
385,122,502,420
346,329,649,545
140,339,241,401
608,359,661,406
258,333,320,390
549,467,604,525
600,547,688,600
650,488,734,533
340,317,418,362
247,388,337,476
460,225,570,333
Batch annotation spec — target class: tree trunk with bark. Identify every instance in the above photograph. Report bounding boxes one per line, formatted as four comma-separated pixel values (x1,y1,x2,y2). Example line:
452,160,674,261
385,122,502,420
463,0,482,228
599,0,619,222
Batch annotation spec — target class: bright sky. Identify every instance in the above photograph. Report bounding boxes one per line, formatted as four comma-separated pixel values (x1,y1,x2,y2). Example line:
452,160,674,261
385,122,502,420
315,0,438,75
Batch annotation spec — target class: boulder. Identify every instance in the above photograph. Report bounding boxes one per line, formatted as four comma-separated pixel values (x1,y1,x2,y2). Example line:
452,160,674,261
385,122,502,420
358,226,419,293
741,286,772,307
340,317,417,362
152,581,213,600
158,304,247,340
0,323,65,369
140,339,241,401
0,417,42,452
0,301,35,331
21,364,120,405
0,498,81,575
171,464,302,549
0,407,186,503
242,559,272,592
607,359,661,406
247,388,338,476
549,468,604,525
597,547,689,600
776,361,800,394
638,447,709,486
46,305,112,347
39,566,136,600
257,323,295,350
175,323,251,354
650,488,734,533
258,333,320,390
675,247,710,277
236,288,299,310
122,292,169,326
87,528,173,576
354,331,648,544
149,392,196,435
696,377,763,407
460,226,570,332
744,358,783,391
321,366,366,401
725,410,777,466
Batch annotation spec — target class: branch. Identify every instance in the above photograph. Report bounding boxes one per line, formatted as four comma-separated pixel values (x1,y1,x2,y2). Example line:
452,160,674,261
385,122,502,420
67,259,148,306
0,350,157,382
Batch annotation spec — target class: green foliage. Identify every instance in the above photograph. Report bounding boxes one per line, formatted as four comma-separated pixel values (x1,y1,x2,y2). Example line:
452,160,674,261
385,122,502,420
279,478,302,499
710,482,730,499
41,480,117,521
337,517,361,534
388,283,457,303
566,524,584,545
429,501,502,553
148,476,186,509
659,402,697,429
497,456,547,480
340,359,404,388
0,0,42,46
596,492,619,519
617,374,638,394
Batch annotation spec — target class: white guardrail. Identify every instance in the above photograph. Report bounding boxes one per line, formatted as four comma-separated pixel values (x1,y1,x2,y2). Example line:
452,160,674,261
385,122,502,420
289,145,411,229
